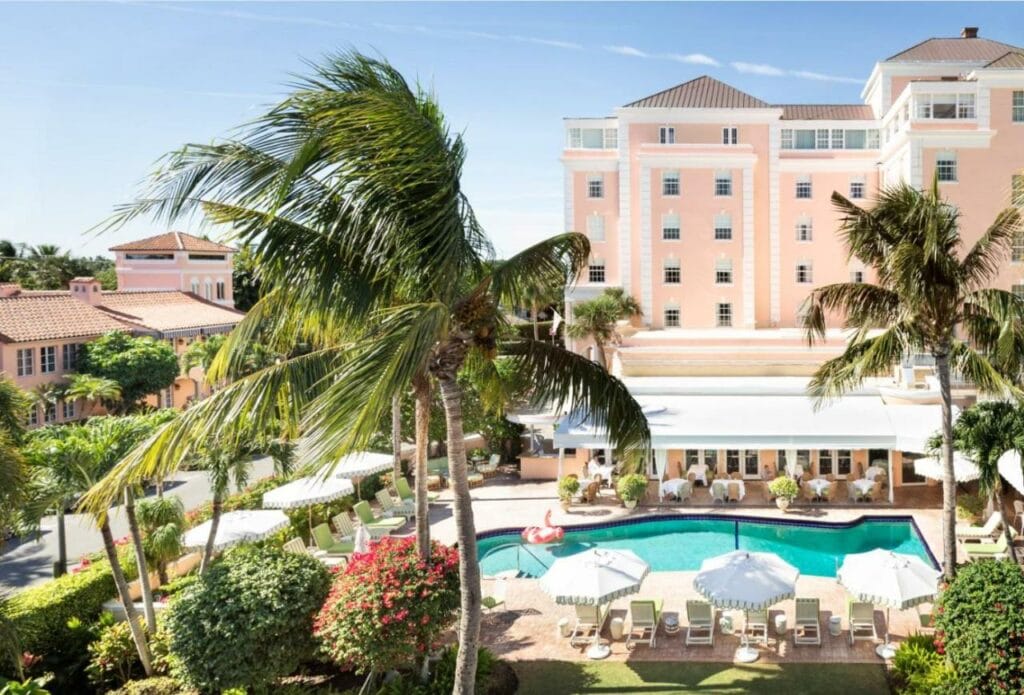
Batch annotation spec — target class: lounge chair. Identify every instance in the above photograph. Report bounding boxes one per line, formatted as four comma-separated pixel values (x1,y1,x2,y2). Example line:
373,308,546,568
956,511,1003,542
793,598,821,646
626,599,663,649
848,601,877,645
711,484,727,505
965,533,1010,561
685,600,714,646
282,537,309,555
395,476,439,504
477,454,500,477
375,489,415,518
352,500,406,538
569,604,608,647
745,609,769,646
331,512,356,540
311,523,355,556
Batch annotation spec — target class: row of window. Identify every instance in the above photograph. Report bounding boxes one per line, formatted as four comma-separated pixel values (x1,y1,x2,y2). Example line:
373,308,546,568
654,303,735,327
1015,91,1024,123
915,93,975,120
16,344,81,377
26,400,77,426
567,127,618,149
659,126,740,146
589,260,863,286
681,449,852,476
781,128,880,151
189,279,227,301
585,173,867,201
659,171,733,197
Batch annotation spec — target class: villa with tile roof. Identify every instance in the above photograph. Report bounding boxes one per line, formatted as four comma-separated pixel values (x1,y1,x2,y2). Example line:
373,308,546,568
550,27,1024,497
0,233,243,425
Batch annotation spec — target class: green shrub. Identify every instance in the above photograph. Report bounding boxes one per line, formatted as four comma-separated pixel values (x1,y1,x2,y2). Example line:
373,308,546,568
934,560,1024,692
111,676,186,695
557,476,579,501
768,476,799,499
87,616,144,691
616,474,648,503
891,635,942,694
0,678,51,695
20,615,96,693
955,492,986,523
426,646,494,694
166,546,330,692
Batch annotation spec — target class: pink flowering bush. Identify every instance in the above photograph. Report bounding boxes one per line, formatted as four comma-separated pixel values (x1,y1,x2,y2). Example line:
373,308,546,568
314,536,460,674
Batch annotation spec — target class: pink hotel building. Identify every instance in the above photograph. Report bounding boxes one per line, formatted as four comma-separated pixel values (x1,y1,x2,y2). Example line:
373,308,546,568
546,29,1024,496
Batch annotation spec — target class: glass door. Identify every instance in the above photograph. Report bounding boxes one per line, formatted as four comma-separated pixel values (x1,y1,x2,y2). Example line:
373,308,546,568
743,450,760,479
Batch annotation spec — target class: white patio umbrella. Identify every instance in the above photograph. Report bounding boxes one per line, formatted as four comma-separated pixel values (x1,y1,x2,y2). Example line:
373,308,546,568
998,449,1024,495
837,549,941,659
183,510,290,551
262,468,356,534
913,452,980,483
540,548,650,659
693,550,800,663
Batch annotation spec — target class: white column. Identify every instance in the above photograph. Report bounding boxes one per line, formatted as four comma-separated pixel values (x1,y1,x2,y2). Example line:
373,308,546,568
617,120,632,294
639,165,653,320
768,124,782,326
654,449,668,500
742,164,755,328
557,448,565,480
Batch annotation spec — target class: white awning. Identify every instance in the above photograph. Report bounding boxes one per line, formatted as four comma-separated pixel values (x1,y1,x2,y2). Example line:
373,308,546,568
554,392,949,452
912,453,980,482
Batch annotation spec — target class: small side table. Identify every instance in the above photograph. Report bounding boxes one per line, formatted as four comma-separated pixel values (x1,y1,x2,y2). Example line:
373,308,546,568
609,617,625,641
828,615,842,637
557,617,571,638
774,614,787,636
663,612,680,636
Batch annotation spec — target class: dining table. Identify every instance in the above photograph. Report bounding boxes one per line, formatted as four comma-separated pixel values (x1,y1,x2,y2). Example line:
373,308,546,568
710,478,745,500
660,478,691,499
806,478,831,499
865,466,887,480
588,460,616,484
686,463,710,485
850,478,875,496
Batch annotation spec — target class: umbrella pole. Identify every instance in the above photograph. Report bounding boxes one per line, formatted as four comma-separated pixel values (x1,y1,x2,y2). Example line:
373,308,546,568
586,603,611,660
875,606,897,660
308,507,314,540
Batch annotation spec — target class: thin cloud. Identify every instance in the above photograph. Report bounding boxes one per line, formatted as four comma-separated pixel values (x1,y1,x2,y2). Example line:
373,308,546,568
664,53,720,67
790,70,863,85
731,61,787,77
511,35,583,50
605,45,649,58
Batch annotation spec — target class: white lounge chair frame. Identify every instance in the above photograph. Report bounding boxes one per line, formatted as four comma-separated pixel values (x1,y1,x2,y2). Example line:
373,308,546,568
793,598,821,646
685,600,714,646
956,512,1003,541
744,609,769,646
569,604,609,647
626,600,661,649
848,602,877,645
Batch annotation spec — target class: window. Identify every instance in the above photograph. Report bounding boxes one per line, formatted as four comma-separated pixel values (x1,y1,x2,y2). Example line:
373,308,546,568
1012,231,1024,262
588,260,606,283
795,176,812,199
714,213,733,241
16,348,33,377
1012,174,1024,207
818,449,852,477
204,281,213,300
62,400,76,421
796,262,813,284
686,450,716,468
957,94,976,119
162,388,173,408
661,213,680,241
125,253,173,260
659,126,675,144
744,450,759,477
722,127,737,145
664,305,680,328
603,129,618,149
190,279,200,295
662,171,680,196
795,218,813,242
849,180,865,199
917,93,975,119
726,450,740,474
568,127,615,149
793,129,816,150
714,171,732,197
816,129,830,149
40,346,56,374
587,174,604,198
587,214,606,242
851,270,865,283
44,404,56,424
1014,283,1024,300
62,343,80,371
663,258,681,284
936,153,957,182
1014,91,1024,123
215,281,226,300
716,303,733,327
715,258,733,285
188,254,226,261
867,130,880,149
27,407,38,427
781,129,793,149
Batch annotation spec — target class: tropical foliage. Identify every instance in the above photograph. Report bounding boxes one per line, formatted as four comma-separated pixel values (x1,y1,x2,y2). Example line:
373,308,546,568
615,473,648,503
0,376,30,536
133,497,185,585
565,288,641,369
77,334,178,412
0,243,115,290
802,180,1024,579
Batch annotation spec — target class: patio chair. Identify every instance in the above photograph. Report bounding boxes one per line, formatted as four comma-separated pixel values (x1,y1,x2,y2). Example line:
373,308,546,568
687,471,697,485
331,512,356,540
582,480,601,504
727,481,741,503
396,476,439,504
312,523,355,556
477,454,501,478
626,599,663,649
685,600,714,646
847,482,860,503
676,481,692,503
802,483,817,503
744,609,769,646
730,471,742,480
956,511,1003,542
825,482,839,503
375,489,415,518
468,472,485,488
965,533,1010,561
352,500,406,538
711,483,727,505
569,604,609,647
793,598,821,646
1014,501,1024,533
848,601,877,645
825,473,836,483
282,537,309,555
868,480,884,502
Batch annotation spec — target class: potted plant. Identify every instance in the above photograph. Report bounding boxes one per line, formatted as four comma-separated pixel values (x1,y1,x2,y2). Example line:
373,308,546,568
616,473,649,510
768,476,800,512
557,476,580,511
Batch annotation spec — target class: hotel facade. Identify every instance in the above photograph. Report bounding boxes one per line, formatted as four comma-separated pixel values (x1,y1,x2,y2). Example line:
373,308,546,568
547,28,1024,498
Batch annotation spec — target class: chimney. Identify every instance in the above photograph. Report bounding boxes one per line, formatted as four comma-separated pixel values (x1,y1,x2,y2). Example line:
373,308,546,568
961,27,979,38
69,277,103,306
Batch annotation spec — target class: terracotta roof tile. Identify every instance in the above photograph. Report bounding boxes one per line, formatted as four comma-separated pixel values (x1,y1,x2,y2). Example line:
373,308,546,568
0,293,128,342
887,37,1023,63
109,231,235,253
777,104,876,120
624,76,769,109
97,291,244,334
986,51,1024,69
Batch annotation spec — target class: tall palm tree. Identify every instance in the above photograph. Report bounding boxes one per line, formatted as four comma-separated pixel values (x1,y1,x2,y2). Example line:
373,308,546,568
566,288,642,369
802,180,1024,580
84,52,650,694
945,400,1020,562
195,440,250,574
63,373,122,416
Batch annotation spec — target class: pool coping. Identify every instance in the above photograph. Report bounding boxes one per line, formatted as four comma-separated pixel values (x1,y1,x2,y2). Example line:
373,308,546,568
478,512,940,570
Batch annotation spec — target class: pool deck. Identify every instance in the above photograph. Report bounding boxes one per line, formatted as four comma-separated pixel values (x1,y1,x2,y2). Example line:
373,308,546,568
426,472,950,665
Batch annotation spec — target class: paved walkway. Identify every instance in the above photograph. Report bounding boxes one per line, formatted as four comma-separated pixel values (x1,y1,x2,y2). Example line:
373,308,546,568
0,456,277,590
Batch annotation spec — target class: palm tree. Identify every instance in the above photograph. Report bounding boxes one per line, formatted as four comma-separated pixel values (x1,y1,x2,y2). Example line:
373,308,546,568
802,180,1024,580
520,275,562,341
135,496,185,585
566,288,642,369
84,52,650,694
195,441,249,574
180,334,227,374
944,400,1020,563
63,373,122,416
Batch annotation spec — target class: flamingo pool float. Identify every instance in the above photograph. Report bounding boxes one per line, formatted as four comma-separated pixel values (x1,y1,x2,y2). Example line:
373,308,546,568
521,510,565,544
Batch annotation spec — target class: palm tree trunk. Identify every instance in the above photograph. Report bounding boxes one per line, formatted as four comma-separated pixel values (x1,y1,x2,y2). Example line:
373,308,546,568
391,394,402,483
532,301,540,341
99,518,153,676
54,506,67,577
994,486,1018,563
437,372,481,695
124,488,157,631
200,494,222,574
935,349,958,580
594,341,608,371
413,374,431,561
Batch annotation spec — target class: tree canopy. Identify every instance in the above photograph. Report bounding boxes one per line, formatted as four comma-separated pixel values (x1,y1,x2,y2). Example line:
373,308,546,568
77,333,178,411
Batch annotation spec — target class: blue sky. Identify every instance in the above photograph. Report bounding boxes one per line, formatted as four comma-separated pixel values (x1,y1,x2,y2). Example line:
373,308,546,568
1,2,1022,258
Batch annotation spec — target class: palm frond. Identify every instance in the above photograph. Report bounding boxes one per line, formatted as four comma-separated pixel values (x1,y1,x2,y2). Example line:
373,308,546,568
949,339,1019,398
961,207,1022,288
808,326,909,405
489,233,589,308
802,282,899,344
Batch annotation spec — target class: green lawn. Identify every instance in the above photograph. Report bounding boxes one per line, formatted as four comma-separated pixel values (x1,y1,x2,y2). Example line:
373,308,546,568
512,661,890,694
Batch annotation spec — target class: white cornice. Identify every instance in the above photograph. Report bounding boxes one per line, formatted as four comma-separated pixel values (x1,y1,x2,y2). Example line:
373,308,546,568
907,129,996,148
614,107,785,124
779,120,880,129
777,157,880,173
561,158,619,171
968,72,1024,87
637,152,758,168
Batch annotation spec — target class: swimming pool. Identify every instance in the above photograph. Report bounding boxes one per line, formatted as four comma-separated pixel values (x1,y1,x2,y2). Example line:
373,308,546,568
478,515,936,579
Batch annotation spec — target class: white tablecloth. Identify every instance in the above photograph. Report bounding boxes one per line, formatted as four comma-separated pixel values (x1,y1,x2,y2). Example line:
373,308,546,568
711,479,745,500
687,464,709,484
806,478,831,497
851,478,875,495
865,466,886,480
660,478,691,498
588,461,616,481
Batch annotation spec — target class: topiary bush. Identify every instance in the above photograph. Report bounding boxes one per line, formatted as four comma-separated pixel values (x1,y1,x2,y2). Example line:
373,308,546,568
165,546,330,692
557,476,579,502
616,474,648,503
315,536,459,676
934,560,1024,692
110,676,186,695
768,476,799,500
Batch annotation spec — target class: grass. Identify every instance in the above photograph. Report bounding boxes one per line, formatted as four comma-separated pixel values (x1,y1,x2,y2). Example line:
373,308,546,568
512,661,890,694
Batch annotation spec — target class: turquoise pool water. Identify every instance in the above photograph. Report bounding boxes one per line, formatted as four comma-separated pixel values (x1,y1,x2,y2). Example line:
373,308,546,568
478,516,935,578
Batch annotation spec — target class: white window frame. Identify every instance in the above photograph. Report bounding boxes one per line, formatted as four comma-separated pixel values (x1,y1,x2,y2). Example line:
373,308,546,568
62,343,80,371
714,171,732,197
663,305,680,328
587,214,606,242
795,176,812,199
603,128,618,149
27,406,38,427
935,152,957,183
818,449,853,479
40,346,56,374
663,258,681,285
716,302,733,328
44,403,56,424
849,179,866,199
1012,231,1024,263
62,399,76,421
714,258,733,285
796,262,814,284
662,170,680,196
714,213,733,241
16,348,34,377
722,126,737,145
190,279,200,294
587,174,604,198
916,93,975,120
781,129,793,149
215,280,226,300
588,260,606,284
816,129,830,149
795,218,813,242
1014,91,1024,123
661,213,680,241
659,126,676,144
